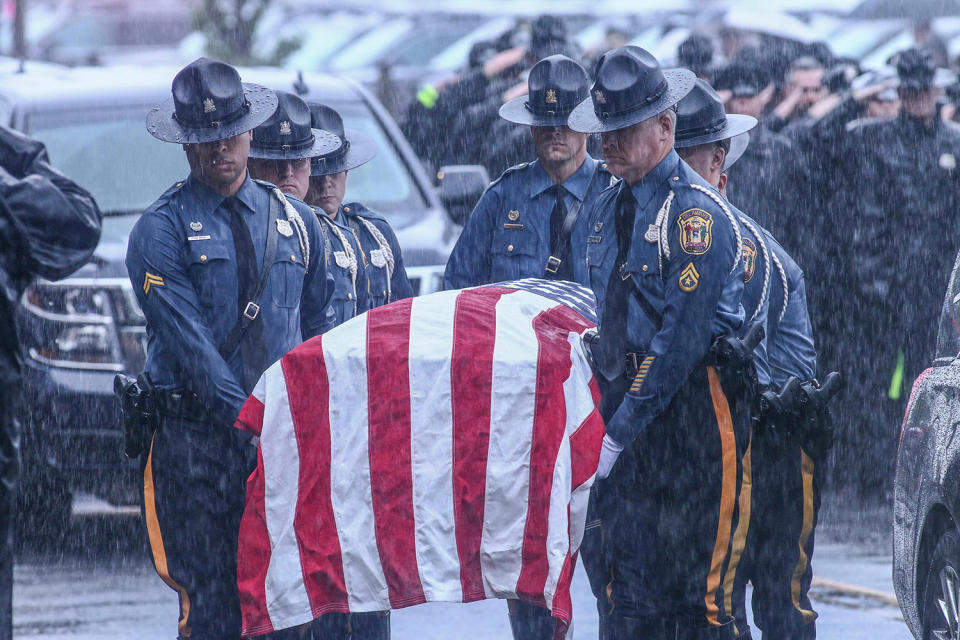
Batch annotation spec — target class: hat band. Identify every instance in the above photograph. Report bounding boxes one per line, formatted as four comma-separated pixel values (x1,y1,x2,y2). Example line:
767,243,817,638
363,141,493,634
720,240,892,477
595,78,668,120
312,139,351,166
524,101,575,118
174,99,251,130
255,134,317,152
675,115,728,142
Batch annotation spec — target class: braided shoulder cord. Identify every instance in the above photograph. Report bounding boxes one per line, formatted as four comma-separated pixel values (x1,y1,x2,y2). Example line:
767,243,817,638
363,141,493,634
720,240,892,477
735,215,771,323
689,184,743,276
770,249,790,323
320,216,359,316
356,216,395,301
654,190,675,277
270,188,310,272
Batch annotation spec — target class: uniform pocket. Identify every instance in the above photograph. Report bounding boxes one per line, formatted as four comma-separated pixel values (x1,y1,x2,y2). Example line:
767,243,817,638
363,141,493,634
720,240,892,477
270,256,306,308
490,227,540,282
187,243,232,308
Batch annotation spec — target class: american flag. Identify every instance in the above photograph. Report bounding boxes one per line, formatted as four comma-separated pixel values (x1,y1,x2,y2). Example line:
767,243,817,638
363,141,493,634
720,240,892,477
234,280,605,638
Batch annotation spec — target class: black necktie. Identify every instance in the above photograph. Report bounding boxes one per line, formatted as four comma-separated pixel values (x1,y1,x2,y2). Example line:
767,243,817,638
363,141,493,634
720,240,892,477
547,185,574,281
224,196,267,394
593,187,637,380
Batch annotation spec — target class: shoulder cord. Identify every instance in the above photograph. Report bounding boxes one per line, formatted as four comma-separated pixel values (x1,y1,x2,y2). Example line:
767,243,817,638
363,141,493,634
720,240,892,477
689,183,743,277
268,187,310,272
654,190,675,277
735,215,771,323
355,216,394,300
320,215,359,316
770,249,790,323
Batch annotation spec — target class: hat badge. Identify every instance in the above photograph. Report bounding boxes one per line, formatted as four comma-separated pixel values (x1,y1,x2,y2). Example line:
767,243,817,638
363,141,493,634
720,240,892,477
279,121,292,135
545,89,557,104
940,153,956,170
203,98,216,114
594,90,607,105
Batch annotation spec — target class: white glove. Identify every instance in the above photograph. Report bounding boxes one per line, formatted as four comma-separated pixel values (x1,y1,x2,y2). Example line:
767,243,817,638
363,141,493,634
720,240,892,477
596,434,624,479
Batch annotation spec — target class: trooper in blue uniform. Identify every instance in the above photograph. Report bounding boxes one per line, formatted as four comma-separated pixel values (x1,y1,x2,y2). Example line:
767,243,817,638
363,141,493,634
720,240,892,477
247,91,366,329
443,54,612,291
569,46,750,639
126,58,334,640
672,81,821,640
307,103,413,314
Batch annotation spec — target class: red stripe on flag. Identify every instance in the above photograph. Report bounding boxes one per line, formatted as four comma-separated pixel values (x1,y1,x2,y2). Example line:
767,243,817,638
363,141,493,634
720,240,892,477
450,287,511,600
516,305,594,607
281,341,350,617
235,395,265,436
238,446,274,636
366,300,427,608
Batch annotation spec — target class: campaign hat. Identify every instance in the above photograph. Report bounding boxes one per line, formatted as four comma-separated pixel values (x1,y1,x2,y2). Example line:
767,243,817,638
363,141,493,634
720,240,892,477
674,79,757,150
499,54,590,127
307,103,377,176
249,91,341,160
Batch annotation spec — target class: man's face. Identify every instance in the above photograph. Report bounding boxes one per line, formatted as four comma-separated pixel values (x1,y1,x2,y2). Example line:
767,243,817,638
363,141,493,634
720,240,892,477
900,88,940,120
677,143,725,189
789,69,826,112
183,131,251,191
530,125,588,165
600,113,671,185
867,97,900,119
306,171,349,216
247,157,311,200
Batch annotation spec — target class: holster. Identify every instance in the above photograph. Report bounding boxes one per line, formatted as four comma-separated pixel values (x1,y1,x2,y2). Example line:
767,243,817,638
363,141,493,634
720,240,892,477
114,373,159,459
755,373,842,457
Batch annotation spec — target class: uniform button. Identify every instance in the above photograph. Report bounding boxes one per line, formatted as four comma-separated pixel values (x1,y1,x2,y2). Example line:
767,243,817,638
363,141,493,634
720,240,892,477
348,293,353,300
601,163,608,169
175,182,183,187
382,290,386,297
343,206,351,213
507,244,514,252
642,264,648,272
290,254,296,262
200,255,207,262
672,176,679,181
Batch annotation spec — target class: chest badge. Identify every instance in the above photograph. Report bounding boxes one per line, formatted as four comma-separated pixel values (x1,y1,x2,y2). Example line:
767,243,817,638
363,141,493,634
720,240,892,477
508,209,520,221
190,221,203,232
370,249,387,268
276,219,294,237
644,224,660,243
334,251,350,269
594,221,603,232
742,237,757,283
941,153,957,170
677,208,713,255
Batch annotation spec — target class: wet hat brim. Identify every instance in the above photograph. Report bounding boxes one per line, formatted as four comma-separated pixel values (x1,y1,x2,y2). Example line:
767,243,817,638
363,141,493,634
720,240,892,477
310,128,377,176
146,83,278,145
568,68,698,134
249,128,343,161
499,95,577,127
723,132,751,171
675,113,758,150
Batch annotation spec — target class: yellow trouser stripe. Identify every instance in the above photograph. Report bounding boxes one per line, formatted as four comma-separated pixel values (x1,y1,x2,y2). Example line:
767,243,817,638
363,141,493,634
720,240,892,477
144,435,193,637
791,450,818,624
705,367,738,626
723,434,752,631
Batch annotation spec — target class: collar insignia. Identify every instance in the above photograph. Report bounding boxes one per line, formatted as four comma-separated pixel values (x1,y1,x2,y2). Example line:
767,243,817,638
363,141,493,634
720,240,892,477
203,98,216,113
279,121,292,135
190,221,203,232
545,89,557,104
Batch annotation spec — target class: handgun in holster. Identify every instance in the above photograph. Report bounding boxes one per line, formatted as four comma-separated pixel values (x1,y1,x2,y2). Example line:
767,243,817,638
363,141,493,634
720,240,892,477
114,373,159,459
706,321,765,393
757,371,843,455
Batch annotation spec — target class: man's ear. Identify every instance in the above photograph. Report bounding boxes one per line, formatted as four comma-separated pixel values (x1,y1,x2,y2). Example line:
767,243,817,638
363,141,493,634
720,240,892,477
713,145,726,172
718,172,728,197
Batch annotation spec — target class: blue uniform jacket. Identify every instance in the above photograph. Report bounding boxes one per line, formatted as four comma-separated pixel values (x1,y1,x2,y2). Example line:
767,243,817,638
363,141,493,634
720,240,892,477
764,234,817,386
341,202,414,308
443,155,613,289
316,209,369,327
126,174,331,426
584,150,745,445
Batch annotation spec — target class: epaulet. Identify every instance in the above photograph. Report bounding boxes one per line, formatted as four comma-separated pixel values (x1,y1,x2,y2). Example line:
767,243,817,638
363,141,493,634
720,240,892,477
251,178,279,190
486,160,534,190
142,179,187,215
341,201,381,221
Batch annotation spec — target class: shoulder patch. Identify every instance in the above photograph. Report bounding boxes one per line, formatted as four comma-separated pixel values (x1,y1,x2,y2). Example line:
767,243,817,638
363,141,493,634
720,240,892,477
742,237,757,283
677,208,713,255
679,262,700,292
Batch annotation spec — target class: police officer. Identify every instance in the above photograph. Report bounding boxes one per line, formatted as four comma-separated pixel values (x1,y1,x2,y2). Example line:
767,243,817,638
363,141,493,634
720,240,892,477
127,58,332,639
569,46,749,638
674,83,821,640
306,103,414,312
444,54,611,291
247,91,365,329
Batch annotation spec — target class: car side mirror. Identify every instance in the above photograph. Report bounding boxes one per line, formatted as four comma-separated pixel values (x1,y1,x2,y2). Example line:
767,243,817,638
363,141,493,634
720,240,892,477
437,164,489,226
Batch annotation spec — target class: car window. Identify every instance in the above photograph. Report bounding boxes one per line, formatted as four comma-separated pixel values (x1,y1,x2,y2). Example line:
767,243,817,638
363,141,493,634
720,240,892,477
26,105,187,214
936,250,960,361
328,19,415,71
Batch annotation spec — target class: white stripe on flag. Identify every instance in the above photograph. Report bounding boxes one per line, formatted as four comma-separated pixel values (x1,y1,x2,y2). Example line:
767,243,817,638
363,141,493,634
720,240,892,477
480,290,557,598
261,361,313,626
324,314,390,610
407,291,463,602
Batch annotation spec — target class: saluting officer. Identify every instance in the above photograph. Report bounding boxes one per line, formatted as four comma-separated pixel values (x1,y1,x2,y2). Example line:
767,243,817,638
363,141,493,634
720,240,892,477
127,58,333,640
569,46,749,638
306,103,414,311
247,91,367,328
443,54,612,290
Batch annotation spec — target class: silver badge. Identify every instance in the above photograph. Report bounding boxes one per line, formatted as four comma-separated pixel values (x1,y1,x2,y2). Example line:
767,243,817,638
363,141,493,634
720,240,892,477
644,224,660,243
276,219,293,237
190,221,203,232
941,153,957,170
334,251,350,268
370,249,387,268
203,98,216,113
279,121,292,135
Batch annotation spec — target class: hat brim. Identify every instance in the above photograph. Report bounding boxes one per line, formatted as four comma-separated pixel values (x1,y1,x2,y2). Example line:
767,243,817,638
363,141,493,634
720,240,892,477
499,95,578,127
249,128,343,161
675,113,758,150
568,68,698,134
310,128,377,176
146,83,278,144
723,132,750,171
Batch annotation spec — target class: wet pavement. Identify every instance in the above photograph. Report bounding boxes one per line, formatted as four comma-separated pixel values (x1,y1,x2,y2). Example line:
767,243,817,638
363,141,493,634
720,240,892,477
13,494,910,639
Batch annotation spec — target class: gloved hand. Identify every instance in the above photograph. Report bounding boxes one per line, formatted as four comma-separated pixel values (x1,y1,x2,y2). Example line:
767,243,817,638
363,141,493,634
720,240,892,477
596,434,624,479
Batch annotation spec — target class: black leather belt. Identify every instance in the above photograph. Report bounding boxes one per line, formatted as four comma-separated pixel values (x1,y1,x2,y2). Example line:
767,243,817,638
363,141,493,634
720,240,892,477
155,390,209,421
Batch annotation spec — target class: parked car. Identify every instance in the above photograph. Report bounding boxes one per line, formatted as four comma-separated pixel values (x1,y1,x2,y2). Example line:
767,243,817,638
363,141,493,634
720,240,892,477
0,60,484,527
894,250,960,638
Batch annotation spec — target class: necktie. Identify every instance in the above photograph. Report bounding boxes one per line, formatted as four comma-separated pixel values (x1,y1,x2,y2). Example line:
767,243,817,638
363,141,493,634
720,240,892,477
593,187,637,380
224,196,267,394
547,185,574,281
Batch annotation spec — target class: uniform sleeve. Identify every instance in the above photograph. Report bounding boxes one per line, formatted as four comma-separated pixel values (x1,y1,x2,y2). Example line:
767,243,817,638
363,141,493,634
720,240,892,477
299,206,335,340
604,203,741,445
375,218,414,300
442,187,498,290
0,127,103,282
125,210,247,426
769,272,817,384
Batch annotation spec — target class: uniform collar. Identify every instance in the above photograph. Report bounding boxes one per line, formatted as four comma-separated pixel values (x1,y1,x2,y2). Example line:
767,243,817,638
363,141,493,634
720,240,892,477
629,148,680,213
528,155,598,201
185,172,258,216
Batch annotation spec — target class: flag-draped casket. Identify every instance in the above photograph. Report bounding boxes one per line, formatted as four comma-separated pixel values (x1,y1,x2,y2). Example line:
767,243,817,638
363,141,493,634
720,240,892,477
234,279,606,638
